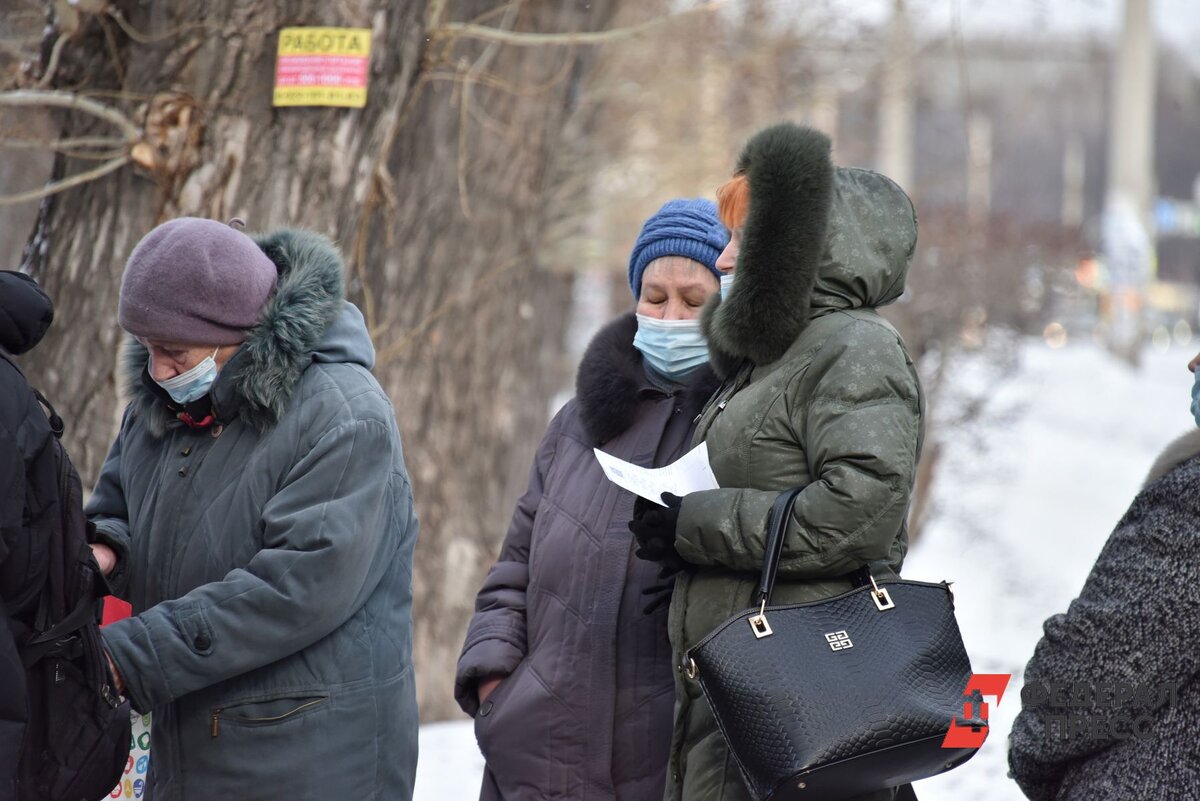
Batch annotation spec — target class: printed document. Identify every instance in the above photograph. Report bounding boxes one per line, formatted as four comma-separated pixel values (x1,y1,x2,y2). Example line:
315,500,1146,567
593,442,720,505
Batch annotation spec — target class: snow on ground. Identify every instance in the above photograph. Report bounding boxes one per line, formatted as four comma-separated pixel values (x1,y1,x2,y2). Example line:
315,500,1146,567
415,338,1195,801
905,338,1192,800
415,719,484,800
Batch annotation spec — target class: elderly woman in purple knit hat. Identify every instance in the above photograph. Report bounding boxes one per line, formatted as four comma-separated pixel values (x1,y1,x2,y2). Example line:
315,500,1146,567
85,218,418,800
455,198,727,801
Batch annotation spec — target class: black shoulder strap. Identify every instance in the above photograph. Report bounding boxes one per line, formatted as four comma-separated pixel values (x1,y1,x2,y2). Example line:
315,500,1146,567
0,349,63,439
32,389,63,439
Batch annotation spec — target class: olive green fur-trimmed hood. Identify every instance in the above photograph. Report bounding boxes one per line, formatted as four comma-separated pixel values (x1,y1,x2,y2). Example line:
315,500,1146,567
703,123,918,376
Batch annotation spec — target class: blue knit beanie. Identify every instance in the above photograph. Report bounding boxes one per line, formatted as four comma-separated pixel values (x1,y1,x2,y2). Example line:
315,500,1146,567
627,198,727,298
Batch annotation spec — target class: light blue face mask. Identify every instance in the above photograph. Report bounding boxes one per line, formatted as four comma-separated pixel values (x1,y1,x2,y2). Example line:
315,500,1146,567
719,273,735,301
1191,370,1200,428
633,314,709,381
155,348,219,405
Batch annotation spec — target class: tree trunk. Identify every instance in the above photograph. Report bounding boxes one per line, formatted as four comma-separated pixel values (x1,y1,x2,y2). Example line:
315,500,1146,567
16,0,616,721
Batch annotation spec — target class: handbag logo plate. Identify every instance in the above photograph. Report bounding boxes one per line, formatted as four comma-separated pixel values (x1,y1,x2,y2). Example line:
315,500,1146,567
825,630,853,651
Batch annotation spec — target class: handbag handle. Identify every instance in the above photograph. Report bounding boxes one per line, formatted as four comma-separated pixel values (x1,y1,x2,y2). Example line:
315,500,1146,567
747,488,895,639
757,488,803,606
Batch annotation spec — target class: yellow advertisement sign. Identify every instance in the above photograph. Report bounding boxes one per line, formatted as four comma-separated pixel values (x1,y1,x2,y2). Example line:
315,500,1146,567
273,27,371,108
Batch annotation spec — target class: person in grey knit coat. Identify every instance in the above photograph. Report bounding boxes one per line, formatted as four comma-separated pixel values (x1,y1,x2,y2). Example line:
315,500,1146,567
1008,358,1200,799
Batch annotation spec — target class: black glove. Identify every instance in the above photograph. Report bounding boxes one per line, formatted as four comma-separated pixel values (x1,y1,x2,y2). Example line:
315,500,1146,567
640,577,676,616
628,492,687,576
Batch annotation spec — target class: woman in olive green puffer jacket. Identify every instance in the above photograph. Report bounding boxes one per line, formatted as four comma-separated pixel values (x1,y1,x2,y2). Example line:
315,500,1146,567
640,123,925,801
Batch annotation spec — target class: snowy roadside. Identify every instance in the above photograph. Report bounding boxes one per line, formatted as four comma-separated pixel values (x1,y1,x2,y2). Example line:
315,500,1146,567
904,339,1192,800
414,339,1195,801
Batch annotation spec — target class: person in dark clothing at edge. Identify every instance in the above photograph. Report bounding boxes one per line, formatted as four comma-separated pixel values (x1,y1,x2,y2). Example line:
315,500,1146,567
1007,350,1200,799
455,199,727,800
0,271,56,801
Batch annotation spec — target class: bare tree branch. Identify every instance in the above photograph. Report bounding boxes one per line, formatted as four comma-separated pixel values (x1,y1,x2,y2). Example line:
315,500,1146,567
0,155,128,205
0,135,126,151
431,1,726,47
0,89,141,142
35,34,68,89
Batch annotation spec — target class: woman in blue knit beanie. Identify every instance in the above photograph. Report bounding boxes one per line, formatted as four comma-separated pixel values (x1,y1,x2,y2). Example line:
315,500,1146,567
456,198,726,801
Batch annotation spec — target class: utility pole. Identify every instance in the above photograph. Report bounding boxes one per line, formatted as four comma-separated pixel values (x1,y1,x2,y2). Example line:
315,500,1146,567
966,113,992,235
1103,0,1156,363
878,0,914,192
1062,135,1086,229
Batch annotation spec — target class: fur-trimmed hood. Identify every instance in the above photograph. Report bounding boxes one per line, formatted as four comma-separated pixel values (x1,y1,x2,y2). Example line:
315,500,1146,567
122,228,365,436
575,312,720,446
1144,428,1200,487
703,123,918,375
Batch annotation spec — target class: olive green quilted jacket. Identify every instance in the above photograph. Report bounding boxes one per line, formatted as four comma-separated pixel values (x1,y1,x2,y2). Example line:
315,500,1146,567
664,124,924,801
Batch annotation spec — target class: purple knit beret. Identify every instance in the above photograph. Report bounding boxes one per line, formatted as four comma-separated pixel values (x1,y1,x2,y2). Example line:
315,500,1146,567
118,218,279,345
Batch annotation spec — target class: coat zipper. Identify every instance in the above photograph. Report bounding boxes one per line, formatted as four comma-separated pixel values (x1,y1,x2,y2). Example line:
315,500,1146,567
210,697,328,738
692,361,753,430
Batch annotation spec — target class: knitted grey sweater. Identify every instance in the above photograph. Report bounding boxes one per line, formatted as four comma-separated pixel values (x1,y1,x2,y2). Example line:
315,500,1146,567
1008,429,1200,799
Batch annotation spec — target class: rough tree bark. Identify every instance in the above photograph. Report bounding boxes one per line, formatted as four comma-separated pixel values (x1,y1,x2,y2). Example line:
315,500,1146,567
12,0,616,721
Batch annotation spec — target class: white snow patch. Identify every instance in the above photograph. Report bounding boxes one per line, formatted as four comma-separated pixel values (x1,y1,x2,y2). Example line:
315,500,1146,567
415,720,484,800
905,339,1192,800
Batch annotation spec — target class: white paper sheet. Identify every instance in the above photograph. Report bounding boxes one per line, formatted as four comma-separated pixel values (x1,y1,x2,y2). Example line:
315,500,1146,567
593,442,720,505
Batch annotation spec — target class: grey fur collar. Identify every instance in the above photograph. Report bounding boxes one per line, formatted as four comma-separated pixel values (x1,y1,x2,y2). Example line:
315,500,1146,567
1144,429,1200,487
702,123,834,374
122,228,345,436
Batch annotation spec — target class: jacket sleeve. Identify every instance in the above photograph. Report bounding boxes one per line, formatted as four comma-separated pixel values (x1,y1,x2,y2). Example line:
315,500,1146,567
85,408,134,598
101,414,407,713
454,408,565,717
674,322,921,578
1008,478,1200,801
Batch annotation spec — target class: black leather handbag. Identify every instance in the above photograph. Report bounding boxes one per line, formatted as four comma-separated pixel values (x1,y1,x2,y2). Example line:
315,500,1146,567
684,488,984,801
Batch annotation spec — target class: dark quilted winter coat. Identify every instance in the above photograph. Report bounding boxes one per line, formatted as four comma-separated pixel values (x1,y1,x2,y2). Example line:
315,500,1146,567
455,313,719,801
665,125,924,801
0,272,55,801
1008,429,1200,800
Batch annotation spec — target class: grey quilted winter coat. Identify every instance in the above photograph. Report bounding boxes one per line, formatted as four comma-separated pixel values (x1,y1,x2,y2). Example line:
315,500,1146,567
88,229,419,801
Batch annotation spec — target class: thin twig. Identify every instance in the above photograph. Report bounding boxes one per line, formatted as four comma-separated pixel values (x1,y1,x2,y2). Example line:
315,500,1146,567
426,0,451,30
57,147,129,161
374,256,522,364
105,8,222,45
99,13,127,86
456,2,521,218
35,34,67,89
456,62,474,219
0,155,128,206
0,90,141,141
0,135,126,151
431,1,726,47
423,45,577,98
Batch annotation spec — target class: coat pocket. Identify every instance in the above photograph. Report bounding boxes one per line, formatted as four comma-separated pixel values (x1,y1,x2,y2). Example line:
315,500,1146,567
210,693,330,737
473,661,526,759
474,659,575,795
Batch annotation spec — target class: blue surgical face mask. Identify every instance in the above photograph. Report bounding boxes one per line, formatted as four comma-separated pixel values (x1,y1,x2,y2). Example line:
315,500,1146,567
719,273,735,300
1191,370,1200,428
155,348,219,405
633,314,709,381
